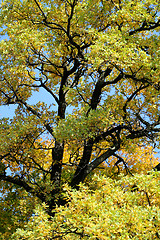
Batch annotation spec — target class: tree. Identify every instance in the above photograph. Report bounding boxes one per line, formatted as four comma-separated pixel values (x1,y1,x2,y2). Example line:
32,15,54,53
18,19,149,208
0,0,160,223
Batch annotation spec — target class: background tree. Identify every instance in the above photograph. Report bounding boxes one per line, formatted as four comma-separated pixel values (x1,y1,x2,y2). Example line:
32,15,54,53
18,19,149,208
0,0,160,223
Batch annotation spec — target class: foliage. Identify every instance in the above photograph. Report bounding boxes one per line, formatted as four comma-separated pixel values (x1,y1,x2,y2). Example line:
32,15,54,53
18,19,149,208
0,186,37,240
0,0,160,238
12,172,160,240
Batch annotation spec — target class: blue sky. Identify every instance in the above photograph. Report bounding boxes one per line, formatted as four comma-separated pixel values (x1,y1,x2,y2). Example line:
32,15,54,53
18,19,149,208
0,88,54,119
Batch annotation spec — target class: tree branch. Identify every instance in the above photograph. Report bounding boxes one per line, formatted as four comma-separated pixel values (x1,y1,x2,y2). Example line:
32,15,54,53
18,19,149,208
129,20,160,36
113,153,134,176
85,144,120,177
0,173,46,202
123,84,149,120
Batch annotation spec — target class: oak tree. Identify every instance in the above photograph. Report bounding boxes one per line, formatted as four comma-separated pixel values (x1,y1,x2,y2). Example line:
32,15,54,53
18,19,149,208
0,0,160,227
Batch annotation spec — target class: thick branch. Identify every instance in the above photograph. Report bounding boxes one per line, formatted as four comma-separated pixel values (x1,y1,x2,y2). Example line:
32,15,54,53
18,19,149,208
113,153,134,176
71,68,114,186
124,73,151,84
71,144,120,188
90,67,113,110
93,125,127,144
126,128,158,140
86,145,120,175
0,173,46,202
154,163,160,171
70,139,94,187
41,82,59,104
67,0,77,36
129,20,160,36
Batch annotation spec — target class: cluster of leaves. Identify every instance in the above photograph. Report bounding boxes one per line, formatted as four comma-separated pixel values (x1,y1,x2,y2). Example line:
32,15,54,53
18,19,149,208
12,172,160,240
0,186,37,240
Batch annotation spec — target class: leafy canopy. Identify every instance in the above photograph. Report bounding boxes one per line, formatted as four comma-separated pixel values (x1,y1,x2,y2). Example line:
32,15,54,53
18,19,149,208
12,173,160,240
0,0,160,237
